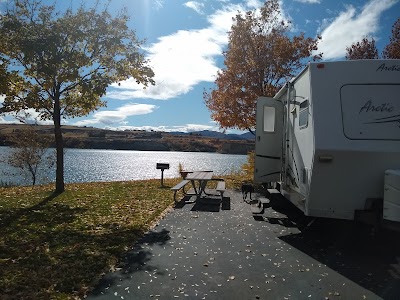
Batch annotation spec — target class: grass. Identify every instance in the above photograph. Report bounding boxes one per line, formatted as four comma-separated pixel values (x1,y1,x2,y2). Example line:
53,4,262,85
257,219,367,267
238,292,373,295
0,178,181,300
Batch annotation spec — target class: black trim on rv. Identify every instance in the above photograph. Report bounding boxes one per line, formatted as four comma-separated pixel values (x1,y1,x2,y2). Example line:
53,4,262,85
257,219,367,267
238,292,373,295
256,154,281,160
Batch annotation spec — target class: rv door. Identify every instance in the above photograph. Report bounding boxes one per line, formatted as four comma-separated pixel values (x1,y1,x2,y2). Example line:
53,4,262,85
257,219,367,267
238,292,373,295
254,97,284,183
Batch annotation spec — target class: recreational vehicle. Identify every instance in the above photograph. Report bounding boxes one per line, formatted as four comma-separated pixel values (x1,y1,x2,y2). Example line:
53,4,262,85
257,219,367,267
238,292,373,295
254,60,400,226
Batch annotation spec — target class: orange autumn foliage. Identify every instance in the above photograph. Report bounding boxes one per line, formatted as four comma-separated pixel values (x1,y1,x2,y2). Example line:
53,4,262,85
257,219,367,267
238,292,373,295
345,37,379,60
383,18,400,59
346,18,400,60
204,0,321,132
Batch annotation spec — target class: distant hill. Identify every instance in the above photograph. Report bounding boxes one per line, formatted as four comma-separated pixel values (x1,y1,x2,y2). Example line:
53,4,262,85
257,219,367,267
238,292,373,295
238,131,255,140
0,124,255,155
170,130,255,140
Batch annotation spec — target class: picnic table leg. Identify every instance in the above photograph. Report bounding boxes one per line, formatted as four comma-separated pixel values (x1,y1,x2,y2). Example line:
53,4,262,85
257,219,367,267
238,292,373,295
190,180,198,196
182,184,188,195
199,180,208,197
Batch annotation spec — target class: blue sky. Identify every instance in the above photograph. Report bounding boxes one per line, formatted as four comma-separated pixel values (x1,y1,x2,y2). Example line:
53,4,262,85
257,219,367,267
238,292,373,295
0,0,399,133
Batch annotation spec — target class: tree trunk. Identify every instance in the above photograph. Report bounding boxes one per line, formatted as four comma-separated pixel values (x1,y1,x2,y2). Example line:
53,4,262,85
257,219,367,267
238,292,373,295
53,96,64,193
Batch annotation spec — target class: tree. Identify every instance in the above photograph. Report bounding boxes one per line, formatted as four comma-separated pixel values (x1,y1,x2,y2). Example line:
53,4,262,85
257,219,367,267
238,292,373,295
203,0,321,132
0,0,155,192
383,18,400,59
5,126,54,186
345,37,379,60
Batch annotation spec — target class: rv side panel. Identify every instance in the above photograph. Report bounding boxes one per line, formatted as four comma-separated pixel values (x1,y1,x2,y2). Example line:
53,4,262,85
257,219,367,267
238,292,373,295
307,60,400,220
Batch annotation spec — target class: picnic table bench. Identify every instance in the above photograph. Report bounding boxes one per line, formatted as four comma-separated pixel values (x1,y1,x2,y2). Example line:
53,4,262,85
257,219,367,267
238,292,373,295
171,179,190,203
216,180,226,201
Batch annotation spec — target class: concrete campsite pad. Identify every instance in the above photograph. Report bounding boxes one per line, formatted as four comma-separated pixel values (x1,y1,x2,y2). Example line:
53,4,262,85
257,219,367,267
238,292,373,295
87,190,400,300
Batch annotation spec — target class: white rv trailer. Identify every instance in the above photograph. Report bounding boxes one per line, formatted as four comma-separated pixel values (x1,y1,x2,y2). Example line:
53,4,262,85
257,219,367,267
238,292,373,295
254,60,400,224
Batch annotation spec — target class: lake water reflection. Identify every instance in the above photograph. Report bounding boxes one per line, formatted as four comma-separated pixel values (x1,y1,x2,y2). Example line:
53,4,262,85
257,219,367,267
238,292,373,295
0,147,247,185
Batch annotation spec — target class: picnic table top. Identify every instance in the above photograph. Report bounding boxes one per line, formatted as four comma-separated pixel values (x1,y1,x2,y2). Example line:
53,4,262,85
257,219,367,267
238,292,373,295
186,171,213,180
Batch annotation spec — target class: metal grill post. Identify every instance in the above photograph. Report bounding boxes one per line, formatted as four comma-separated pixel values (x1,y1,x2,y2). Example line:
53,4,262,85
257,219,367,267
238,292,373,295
156,163,170,187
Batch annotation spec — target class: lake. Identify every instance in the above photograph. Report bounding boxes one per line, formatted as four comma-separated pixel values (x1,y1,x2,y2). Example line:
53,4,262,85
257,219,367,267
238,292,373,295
0,147,247,186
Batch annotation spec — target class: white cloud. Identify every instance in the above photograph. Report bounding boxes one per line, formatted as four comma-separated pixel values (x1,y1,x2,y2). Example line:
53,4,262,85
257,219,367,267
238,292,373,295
0,116,19,124
0,107,54,125
317,0,397,60
245,0,263,9
152,0,164,10
103,123,216,133
103,122,249,134
0,96,57,125
0,96,155,128
184,123,215,132
108,26,223,100
294,0,321,4
184,1,205,14
72,103,158,127
72,119,99,127
110,1,264,101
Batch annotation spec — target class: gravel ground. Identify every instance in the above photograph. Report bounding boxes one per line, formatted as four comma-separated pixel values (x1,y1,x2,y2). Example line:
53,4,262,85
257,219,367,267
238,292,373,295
87,189,400,300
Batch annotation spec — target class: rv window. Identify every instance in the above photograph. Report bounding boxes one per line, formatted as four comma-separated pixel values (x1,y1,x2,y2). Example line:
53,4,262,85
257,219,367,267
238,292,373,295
263,106,275,132
299,101,308,129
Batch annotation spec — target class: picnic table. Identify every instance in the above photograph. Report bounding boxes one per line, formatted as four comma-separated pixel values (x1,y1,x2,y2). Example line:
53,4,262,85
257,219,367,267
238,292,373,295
171,171,226,203
186,171,213,198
